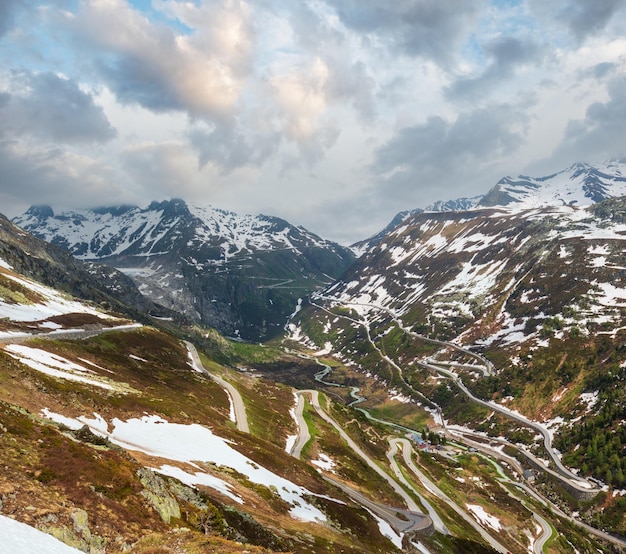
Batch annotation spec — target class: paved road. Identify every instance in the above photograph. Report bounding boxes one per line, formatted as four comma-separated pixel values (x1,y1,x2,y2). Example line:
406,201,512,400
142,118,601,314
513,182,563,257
322,474,431,535
315,297,495,375
386,438,449,535
421,359,596,493
388,438,514,553
319,297,596,493
289,393,310,459
532,513,552,554
292,389,433,535
185,341,250,433
305,299,615,549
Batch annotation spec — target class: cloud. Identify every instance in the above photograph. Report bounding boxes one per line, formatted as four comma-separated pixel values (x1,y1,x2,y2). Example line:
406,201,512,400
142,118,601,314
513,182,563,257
322,0,486,66
541,74,626,166
560,0,625,43
121,141,198,197
446,35,544,101
371,103,528,205
0,0,25,38
269,58,341,165
0,71,116,144
0,138,128,215
60,0,254,121
189,124,281,174
290,3,377,119
578,61,617,80
529,0,626,44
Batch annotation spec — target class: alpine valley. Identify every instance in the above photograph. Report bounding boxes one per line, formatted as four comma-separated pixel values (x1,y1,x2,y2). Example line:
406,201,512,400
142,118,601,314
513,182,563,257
2,160,626,553
14,200,355,342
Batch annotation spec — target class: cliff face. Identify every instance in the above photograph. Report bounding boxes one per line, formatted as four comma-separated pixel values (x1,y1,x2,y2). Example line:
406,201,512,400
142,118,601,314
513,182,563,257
13,199,356,340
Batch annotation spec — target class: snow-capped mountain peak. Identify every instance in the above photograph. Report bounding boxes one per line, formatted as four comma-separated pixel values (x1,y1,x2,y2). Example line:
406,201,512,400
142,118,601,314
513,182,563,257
13,199,355,341
13,199,343,262
478,160,626,209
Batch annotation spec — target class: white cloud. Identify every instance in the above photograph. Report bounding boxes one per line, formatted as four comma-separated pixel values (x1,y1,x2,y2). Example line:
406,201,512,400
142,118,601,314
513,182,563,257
60,0,250,120
0,0,625,243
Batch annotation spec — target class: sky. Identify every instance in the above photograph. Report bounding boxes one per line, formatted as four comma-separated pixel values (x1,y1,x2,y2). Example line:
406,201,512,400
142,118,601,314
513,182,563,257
0,0,625,244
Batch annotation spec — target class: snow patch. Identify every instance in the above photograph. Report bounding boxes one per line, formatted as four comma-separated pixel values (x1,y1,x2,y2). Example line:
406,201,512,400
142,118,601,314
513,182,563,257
0,514,83,553
466,504,502,531
51,413,330,523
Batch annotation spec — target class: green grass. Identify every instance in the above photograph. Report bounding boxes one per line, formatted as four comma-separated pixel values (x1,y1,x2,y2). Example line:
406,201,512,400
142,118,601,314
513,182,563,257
367,401,431,432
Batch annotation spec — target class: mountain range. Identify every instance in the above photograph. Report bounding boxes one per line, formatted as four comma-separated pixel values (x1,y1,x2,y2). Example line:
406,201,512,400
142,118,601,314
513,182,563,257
3,160,626,553
14,199,355,341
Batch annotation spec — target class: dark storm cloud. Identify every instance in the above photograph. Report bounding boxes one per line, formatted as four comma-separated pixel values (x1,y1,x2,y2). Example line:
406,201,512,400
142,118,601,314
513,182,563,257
0,0,24,38
446,36,544,101
580,62,617,80
96,56,180,114
322,0,484,65
0,71,116,144
374,104,525,173
545,74,626,165
529,0,626,44
371,103,526,204
560,0,625,43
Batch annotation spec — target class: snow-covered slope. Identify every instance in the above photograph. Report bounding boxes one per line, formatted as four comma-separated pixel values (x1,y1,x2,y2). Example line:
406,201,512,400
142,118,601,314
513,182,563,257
0,515,82,554
14,200,342,262
425,195,483,212
478,160,626,209
13,200,355,340
0,255,117,328
356,160,626,256
313,197,626,351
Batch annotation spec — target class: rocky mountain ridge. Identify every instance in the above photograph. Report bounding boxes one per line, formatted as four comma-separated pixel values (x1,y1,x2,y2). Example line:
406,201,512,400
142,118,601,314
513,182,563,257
478,160,626,209
354,160,626,255
14,199,355,341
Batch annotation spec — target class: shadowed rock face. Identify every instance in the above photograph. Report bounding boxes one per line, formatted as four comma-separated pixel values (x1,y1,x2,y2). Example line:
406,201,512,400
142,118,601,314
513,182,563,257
0,212,174,324
13,200,356,341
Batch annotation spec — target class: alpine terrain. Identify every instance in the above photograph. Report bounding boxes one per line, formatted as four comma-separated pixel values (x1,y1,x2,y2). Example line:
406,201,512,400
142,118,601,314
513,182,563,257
288,160,626,552
2,160,626,553
14,199,355,341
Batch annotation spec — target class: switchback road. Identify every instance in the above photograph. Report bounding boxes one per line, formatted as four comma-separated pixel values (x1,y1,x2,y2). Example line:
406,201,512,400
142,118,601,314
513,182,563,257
291,389,433,535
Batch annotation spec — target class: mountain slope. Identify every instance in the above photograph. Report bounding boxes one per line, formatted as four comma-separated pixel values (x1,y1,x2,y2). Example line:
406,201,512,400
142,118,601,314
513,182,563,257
13,200,356,341
291,192,626,539
479,160,626,208
0,227,419,554
0,212,175,325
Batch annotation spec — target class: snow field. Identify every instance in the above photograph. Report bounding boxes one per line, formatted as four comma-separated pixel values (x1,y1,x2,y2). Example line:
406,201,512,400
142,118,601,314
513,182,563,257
4,344,120,391
41,411,331,523
0,515,82,554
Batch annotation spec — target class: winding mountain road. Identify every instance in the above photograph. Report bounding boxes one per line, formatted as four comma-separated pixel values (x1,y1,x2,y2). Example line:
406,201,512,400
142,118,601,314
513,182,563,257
315,297,495,375
386,439,449,536
313,297,597,493
289,393,310,459
291,389,433,535
302,298,626,550
185,341,250,433
421,359,594,492
387,438,512,553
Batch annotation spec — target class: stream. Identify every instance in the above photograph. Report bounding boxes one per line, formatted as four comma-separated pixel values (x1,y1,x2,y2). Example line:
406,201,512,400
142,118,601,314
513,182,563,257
310,354,421,435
